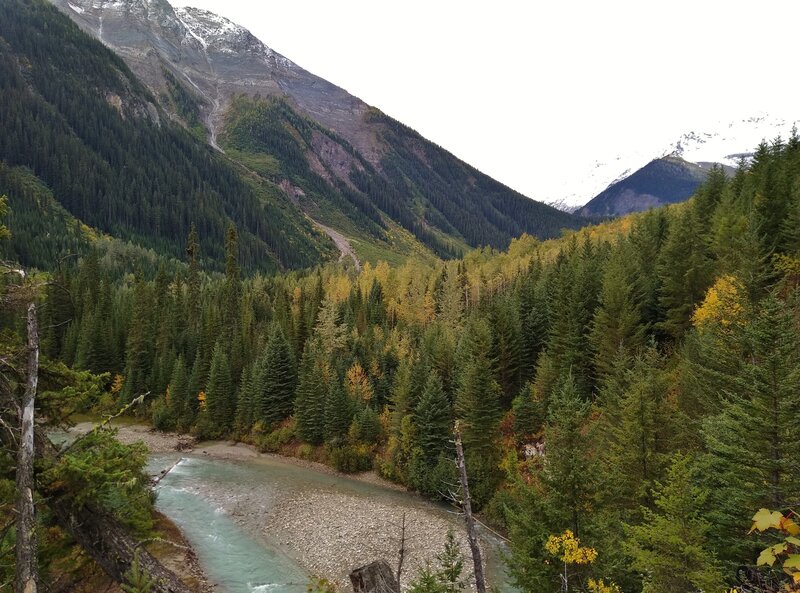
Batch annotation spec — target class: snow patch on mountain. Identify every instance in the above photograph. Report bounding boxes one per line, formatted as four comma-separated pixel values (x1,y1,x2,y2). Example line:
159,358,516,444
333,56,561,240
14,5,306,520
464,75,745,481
176,6,294,66
564,113,799,208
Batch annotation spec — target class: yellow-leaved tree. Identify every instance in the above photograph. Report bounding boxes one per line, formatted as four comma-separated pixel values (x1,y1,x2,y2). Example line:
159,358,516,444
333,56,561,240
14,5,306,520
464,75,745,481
545,530,619,593
692,275,745,330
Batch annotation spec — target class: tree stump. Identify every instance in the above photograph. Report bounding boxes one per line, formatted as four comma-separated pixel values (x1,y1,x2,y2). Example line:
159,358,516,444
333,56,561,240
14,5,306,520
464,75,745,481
349,560,400,593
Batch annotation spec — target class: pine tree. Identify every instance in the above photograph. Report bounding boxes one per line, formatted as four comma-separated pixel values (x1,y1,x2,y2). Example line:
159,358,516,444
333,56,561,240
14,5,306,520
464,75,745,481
626,454,723,593
324,380,352,443
702,294,800,563
413,371,452,462
542,373,595,537
257,324,297,426
202,341,234,435
294,341,328,444
590,248,644,379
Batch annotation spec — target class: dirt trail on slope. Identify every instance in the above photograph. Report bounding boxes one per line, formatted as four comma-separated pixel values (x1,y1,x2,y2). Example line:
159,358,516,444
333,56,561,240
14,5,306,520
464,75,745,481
312,220,361,270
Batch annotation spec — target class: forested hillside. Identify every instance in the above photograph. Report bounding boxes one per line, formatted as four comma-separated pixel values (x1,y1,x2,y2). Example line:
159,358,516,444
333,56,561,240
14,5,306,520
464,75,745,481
6,132,798,591
0,0,586,276
0,0,331,272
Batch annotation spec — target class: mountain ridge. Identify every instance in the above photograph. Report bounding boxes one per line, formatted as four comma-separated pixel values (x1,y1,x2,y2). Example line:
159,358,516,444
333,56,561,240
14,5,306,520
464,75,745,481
47,0,582,263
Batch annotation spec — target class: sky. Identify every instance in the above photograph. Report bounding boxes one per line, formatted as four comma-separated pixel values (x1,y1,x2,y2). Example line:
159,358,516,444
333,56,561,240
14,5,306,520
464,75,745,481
171,0,800,206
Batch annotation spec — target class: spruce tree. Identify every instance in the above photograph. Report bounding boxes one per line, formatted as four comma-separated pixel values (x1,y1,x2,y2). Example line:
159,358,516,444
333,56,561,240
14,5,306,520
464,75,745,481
626,454,723,593
657,208,713,339
455,320,502,453
203,341,234,435
122,274,154,401
257,324,297,426
234,363,255,433
597,346,674,515
324,380,353,442
590,248,644,379
542,372,595,537
168,355,191,429
294,342,328,444
702,294,800,563
489,296,522,405
413,371,452,462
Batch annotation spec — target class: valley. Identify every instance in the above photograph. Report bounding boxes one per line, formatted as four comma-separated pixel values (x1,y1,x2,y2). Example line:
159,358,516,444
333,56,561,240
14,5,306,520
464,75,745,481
1,2,799,593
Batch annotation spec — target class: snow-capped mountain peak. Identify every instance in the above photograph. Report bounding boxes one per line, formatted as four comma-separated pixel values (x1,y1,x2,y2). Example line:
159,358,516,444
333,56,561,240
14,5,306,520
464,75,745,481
174,6,294,67
667,114,796,168
562,113,798,208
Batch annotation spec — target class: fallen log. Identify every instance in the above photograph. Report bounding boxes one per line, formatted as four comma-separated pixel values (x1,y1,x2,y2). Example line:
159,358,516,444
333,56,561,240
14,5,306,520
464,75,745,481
49,497,195,593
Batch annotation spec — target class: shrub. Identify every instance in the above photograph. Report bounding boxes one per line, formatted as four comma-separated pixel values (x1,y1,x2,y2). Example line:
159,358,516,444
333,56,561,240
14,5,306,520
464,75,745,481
328,443,373,473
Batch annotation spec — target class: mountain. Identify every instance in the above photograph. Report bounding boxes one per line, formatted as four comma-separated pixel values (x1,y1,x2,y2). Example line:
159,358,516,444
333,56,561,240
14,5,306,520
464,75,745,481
0,0,333,273
577,156,722,218
563,114,799,211
43,0,582,264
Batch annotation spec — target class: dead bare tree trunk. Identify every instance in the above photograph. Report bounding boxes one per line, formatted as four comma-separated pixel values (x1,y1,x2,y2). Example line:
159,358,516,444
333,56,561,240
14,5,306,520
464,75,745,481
395,512,406,585
15,303,39,593
454,421,486,593
0,407,200,593
350,560,400,593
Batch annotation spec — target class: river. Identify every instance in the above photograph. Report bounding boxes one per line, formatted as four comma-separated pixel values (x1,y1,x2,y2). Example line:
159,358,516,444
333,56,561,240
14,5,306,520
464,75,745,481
58,424,514,593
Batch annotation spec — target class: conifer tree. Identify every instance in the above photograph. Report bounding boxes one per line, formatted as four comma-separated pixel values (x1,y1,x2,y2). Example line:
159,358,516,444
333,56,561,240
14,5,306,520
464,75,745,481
185,223,201,331
657,208,713,339
257,324,297,426
324,380,352,442
413,371,452,462
234,363,255,433
168,355,191,429
294,341,328,444
122,274,154,401
203,341,234,434
626,454,723,593
490,296,522,405
597,346,674,514
590,249,644,379
702,294,800,562
542,373,595,537
455,321,502,453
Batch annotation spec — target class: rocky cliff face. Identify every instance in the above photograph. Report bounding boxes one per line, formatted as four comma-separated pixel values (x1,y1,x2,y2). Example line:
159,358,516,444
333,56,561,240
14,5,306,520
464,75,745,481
52,0,378,160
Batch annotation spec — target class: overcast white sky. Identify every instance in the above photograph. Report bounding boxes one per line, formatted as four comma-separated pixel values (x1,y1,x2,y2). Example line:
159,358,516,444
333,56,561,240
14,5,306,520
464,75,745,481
172,0,800,205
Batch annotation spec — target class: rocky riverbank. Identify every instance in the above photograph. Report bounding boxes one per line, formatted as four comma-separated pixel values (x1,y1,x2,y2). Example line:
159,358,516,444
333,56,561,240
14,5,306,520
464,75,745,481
66,422,488,592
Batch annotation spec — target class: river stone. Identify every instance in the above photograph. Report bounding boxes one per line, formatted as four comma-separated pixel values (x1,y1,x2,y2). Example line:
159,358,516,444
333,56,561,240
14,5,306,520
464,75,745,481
349,560,400,593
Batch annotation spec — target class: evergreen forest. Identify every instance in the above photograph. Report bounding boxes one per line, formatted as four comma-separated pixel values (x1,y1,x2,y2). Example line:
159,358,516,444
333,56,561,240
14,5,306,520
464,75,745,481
3,132,800,592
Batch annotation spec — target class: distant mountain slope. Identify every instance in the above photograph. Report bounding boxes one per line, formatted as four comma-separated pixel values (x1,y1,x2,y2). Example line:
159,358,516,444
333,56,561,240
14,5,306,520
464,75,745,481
0,0,332,272
50,0,583,258
559,115,799,209
578,157,711,218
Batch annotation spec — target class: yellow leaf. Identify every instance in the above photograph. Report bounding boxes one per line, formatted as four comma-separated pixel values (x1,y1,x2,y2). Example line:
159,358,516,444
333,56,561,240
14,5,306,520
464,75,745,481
758,547,777,567
781,516,800,536
784,555,800,571
752,508,784,533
